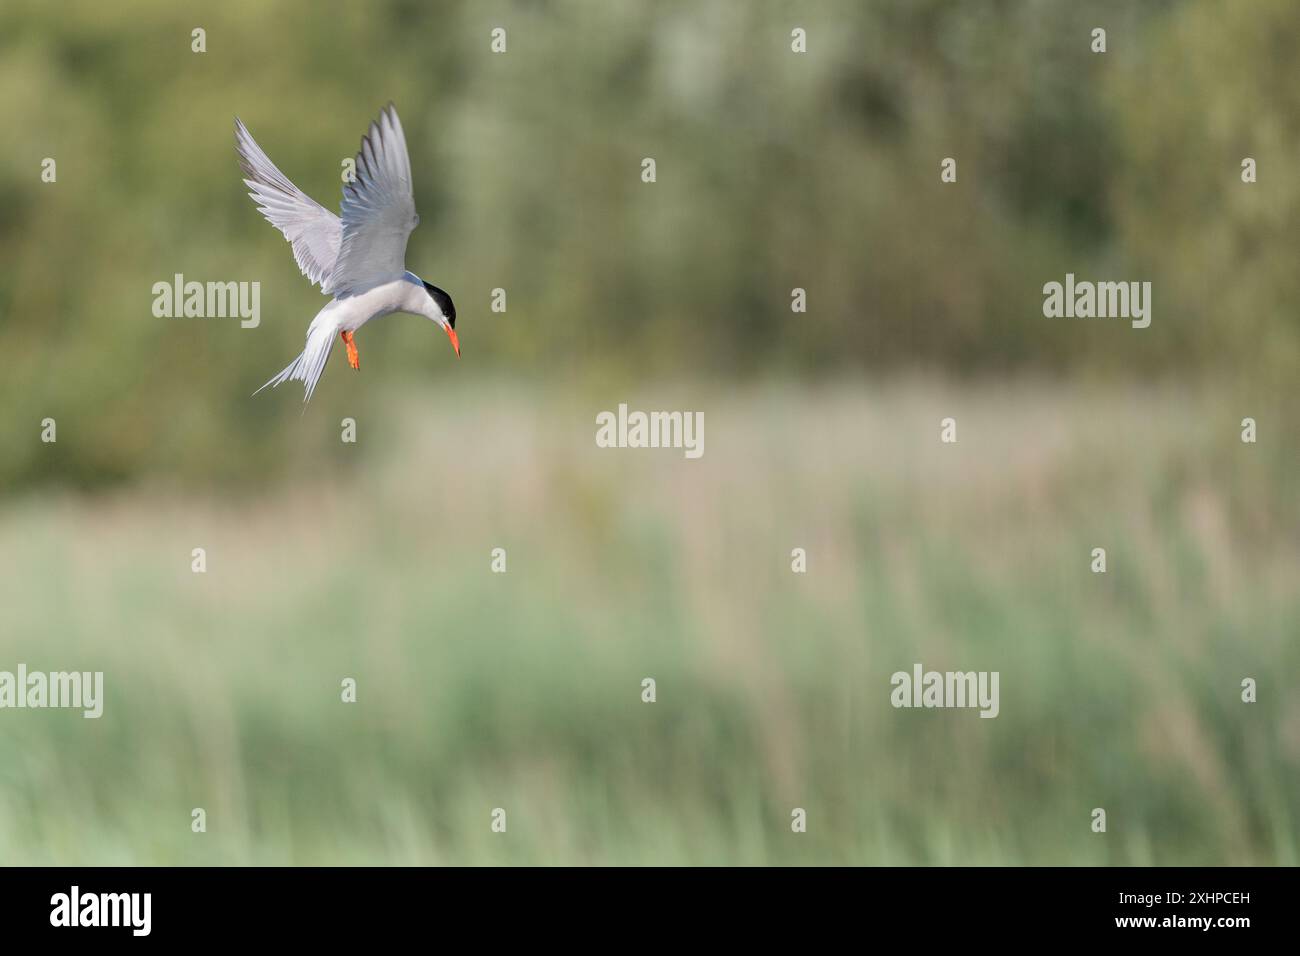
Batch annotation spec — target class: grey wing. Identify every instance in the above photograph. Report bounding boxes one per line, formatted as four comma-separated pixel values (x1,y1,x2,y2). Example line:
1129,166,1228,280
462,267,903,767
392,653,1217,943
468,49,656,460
328,104,419,298
235,117,342,292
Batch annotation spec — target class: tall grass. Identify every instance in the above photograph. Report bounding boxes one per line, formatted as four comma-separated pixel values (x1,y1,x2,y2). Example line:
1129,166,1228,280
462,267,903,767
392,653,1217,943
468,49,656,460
0,380,1295,864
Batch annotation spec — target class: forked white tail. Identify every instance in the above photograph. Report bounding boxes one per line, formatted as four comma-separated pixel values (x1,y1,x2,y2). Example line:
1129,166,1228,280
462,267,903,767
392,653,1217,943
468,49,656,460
254,316,336,403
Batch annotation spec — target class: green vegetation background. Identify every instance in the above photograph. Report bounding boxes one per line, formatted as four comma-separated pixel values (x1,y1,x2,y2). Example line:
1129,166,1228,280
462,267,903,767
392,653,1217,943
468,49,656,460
0,0,1295,864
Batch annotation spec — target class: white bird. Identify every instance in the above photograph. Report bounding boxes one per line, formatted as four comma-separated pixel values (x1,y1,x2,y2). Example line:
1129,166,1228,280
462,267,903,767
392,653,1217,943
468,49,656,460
235,103,459,403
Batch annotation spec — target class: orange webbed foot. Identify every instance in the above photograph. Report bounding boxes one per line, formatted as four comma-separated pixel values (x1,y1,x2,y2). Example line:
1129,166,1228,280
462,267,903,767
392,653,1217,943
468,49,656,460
341,330,359,370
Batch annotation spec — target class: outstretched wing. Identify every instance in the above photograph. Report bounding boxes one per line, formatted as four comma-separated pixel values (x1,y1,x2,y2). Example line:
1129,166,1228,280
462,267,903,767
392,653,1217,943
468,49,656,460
235,117,342,292
328,104,419,298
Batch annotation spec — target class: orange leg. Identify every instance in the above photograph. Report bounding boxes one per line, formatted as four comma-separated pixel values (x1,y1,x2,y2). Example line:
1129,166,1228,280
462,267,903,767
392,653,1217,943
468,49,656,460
341,330,359,370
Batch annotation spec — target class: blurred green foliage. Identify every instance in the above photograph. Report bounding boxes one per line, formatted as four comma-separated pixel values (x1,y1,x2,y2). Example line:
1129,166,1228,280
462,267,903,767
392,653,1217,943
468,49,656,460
0,2,1296,867
0,0,1296,493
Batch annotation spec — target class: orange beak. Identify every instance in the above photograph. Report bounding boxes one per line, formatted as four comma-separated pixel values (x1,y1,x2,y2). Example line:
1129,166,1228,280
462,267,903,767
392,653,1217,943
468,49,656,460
445,324,460,358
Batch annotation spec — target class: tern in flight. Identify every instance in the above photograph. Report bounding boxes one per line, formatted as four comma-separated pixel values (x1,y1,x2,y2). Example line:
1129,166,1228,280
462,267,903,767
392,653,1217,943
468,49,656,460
235,104,458,403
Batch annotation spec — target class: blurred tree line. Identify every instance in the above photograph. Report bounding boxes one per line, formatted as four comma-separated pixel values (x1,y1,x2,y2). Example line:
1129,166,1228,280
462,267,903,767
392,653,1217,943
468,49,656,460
0,0,1295,490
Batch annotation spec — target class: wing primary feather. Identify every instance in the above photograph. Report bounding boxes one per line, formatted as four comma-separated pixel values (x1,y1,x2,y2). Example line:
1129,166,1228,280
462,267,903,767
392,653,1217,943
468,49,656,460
327,104,420,297
234,117,342,292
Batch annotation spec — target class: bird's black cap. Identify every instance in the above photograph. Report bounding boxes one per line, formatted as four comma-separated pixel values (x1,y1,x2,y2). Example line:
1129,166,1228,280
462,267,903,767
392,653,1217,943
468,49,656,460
422,281,455,329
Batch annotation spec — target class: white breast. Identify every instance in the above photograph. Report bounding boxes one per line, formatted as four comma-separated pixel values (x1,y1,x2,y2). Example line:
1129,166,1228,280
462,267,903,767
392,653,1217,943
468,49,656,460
328,279,416,333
